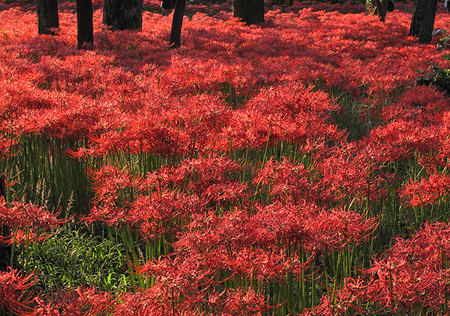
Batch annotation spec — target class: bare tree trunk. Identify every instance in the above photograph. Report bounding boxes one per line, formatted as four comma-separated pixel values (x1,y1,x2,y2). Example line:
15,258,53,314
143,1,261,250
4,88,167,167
37,0,59,35
233,0,264,25
77,0,94,49
169,0,187,48
370,0,391,21
409,0,438,44
103,0,143,31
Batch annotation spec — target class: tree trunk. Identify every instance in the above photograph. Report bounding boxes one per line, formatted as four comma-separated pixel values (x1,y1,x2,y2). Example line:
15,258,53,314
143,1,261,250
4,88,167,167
370,0,392,21
409,0,438,44
0,173,11,271
103,0,143,31
37,0,59,35
233,0,265,25
77,0,94,49
169,0,186,48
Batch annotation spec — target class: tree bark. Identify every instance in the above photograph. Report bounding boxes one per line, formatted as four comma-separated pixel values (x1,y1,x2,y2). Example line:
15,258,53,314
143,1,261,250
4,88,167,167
409,0,438,44
37,0,59,35
233,0,265,25
370,0,393,21
77,0,94,49
103,0,143,31
169,0,187,48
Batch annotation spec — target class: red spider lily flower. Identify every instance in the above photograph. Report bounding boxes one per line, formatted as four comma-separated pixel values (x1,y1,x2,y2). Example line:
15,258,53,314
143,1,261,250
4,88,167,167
312,206,378,251
369,119,441,161
128,190,203,239
0,268,37,314
0,135,19,160
313,221,450,315
132,253,216,315
0,228,53,247
83,204,127,227
0,197,68,231
136,252,271,315
382,85,450,125
31,287,115,316
313,143,390,205
222,286,270,315
253,156,318,204
83,165,139,226
173,154,244,193
87,165,138,204
401,173,450,207
139,154,248,207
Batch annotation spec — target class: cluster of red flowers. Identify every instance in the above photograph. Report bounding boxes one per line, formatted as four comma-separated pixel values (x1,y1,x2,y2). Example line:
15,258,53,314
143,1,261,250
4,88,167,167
0,197,68,245
1,0,450,314
303,221,450,315
0,268,36,314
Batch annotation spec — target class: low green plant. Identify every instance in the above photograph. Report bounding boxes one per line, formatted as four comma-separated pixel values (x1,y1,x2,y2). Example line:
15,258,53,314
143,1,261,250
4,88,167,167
16,221,131,295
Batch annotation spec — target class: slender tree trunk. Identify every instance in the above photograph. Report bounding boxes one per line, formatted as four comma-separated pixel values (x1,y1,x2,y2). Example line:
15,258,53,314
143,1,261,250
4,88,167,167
0,173,10,271
103,0,143,31
169,0,186,48
233,0,265,25
409,0,438,44
37,0,59,35
370,0,390,21
77,0,94,49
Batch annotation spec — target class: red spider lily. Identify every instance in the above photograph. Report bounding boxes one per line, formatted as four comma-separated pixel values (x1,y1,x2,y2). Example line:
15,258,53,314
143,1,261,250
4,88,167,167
382,85,450,125
0,135,19,159
140,154,244,193
219,83,345,152
253,156,318,204
300,292,353,316
138,154,249,208
358,222,450,313
368,85,448,162
128,190,203,239
0,228,53,246
131,253,216,315
207,286,272,316
175,206,312,282
0,197,68,231
221,286,270,315
308,221,450,315
313,143,390,205
312,206,378,251
369,120,439,159
0,268,37,314
135,253,272,315
401,173,450,207
69,95,231,158
83,165,139,226
176,202,374,282
31,287,115,316
87,165,138,202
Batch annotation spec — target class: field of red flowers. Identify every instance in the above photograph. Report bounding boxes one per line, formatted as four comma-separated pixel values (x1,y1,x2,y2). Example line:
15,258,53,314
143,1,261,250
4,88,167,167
1,0,450,314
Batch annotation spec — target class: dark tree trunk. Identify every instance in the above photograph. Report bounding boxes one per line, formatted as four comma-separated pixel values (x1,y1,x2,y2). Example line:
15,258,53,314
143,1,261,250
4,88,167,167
77,0,94,49
233,0,265,25
169,0,186,48
37,0,59,35
409,0,438,44
103,0,143,31
370,0,392,21
0,173,11,271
